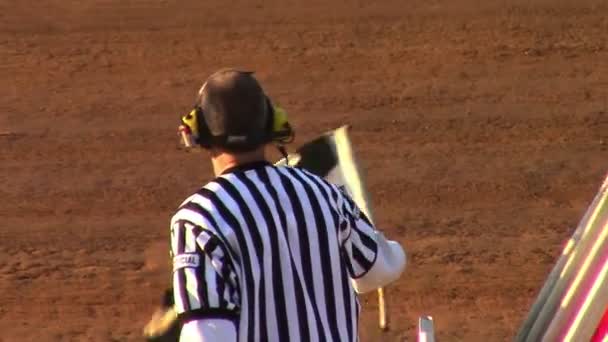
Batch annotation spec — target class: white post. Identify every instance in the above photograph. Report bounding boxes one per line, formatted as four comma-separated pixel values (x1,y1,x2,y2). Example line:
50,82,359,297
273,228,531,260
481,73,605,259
333,126,389,330
418,316,435,342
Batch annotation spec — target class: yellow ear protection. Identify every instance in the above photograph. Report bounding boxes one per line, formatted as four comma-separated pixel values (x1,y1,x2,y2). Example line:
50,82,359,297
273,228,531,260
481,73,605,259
178,96,294,151
178,108,200,148
268,101,295,145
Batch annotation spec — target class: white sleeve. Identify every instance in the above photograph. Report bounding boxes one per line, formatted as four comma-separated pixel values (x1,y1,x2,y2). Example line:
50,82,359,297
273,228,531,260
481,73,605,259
180,318,237,342
351,231,406,294
337,189,407,294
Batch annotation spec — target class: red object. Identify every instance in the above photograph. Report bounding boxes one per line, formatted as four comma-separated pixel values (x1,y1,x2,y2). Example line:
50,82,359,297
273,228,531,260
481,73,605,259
591,307,608,342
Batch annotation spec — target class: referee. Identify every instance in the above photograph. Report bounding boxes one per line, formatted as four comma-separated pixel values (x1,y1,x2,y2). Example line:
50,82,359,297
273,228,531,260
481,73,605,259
170,69,406,341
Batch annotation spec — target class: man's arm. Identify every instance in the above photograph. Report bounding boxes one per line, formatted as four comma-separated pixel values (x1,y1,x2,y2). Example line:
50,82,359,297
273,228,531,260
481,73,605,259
171,218,240,341
179,319,237,342
337,190,407,294
350,230,406,294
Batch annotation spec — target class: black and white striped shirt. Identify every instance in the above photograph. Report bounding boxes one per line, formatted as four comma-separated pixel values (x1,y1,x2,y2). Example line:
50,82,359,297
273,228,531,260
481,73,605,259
170,161,379,342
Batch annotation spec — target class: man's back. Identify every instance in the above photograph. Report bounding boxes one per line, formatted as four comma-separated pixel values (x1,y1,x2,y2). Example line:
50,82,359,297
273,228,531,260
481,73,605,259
171,161,380,342
159,68,405,342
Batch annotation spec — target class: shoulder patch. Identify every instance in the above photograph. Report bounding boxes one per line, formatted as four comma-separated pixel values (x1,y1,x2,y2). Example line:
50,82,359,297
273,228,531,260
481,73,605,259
173,253,200,271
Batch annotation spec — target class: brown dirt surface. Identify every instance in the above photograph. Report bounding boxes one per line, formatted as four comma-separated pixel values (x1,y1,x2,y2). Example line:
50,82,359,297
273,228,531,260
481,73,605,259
1,0,607,341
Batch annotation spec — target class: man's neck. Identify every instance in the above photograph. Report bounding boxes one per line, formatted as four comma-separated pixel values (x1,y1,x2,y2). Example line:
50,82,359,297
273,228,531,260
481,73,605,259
211,147,267,176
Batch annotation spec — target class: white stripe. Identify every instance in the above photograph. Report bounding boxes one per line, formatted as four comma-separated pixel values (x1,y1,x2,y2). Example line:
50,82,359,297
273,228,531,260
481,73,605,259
178,200,245,309
184,225,201,309
184,223,198,253
170,222,180,255
175,193,198,211
267,168,320,339
223,279,233,309
173,272,186,312
295,169,350,339
172,224,188,312
172,167,365,341
329,185,350,244
249,170,300,341
174,207,242,277
343,238,364,276
199,233,236,307
174,205,235,246
224,174,280,342
195,231,211,250
204,181,259,342
278,168,333,340
306,172,354,339
205,255,220,308
185,267,201,309
351,229,376,262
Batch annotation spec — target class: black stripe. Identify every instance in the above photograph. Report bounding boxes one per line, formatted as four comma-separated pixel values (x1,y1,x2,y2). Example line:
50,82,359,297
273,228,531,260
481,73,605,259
328,183,341,201
197,214,241,309
301,170,354,341
289,168,342,341
343,193,373,227
341,246,357,277
340,219,348,233
256,168,300,341
358,210,374,226
260,167,311,341
198,242,208,308
276,168,327,340
202,230,229,310
175,166,368,341
178,308,239,324
300,170,341,235
196,187,257,342
198,230,229,309
351,245,373,276
352,225,378,254
239,172,289,342
178,203,241,291
342,193,373,229
176,222,190,312
216,264,228,309
189,225,207,309
209,178,267,342
328,184,343,217
202,232,219,253
340,246,354,342
342,193,357,213
190,225,202,241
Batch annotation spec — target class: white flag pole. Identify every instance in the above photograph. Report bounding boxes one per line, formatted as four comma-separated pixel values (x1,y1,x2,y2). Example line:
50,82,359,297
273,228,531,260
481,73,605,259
333,125,389,331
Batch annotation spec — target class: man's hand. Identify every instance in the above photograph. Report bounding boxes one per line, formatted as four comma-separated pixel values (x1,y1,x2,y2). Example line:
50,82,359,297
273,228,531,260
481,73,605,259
143,288,181,342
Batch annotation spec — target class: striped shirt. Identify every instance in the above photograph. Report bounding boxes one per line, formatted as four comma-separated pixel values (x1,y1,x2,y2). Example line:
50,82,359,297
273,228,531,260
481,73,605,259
170,161,379,342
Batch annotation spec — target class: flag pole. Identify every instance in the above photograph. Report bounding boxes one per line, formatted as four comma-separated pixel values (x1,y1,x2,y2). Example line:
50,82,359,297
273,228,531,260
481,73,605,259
333,125,389,331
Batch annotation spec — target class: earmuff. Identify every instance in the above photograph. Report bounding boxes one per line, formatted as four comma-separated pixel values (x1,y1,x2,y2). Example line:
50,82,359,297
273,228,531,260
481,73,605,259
266,98,295,145
178,95,294,151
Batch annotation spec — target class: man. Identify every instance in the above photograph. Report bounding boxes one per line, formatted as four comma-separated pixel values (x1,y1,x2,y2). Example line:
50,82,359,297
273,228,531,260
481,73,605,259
168,69,406,341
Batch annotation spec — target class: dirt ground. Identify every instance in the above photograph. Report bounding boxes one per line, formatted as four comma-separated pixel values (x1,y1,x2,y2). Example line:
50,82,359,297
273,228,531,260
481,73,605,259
1,0,607,341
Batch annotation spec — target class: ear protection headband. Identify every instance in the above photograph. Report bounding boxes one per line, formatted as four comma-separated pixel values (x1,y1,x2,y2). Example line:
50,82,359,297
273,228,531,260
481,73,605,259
178,94,294,151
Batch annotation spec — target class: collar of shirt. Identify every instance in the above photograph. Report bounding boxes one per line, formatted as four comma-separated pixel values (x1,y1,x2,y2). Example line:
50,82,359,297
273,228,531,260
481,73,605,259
221,160,273,176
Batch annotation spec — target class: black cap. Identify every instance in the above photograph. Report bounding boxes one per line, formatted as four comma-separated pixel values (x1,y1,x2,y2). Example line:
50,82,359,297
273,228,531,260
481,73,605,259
196,69,271,150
